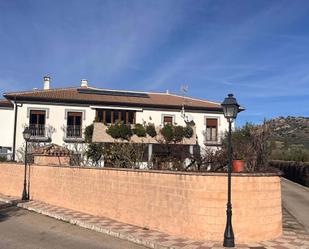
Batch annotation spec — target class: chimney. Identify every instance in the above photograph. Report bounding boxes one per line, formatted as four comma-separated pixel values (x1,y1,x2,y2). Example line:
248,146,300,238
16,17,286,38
43,76,51,90
81,79,88,88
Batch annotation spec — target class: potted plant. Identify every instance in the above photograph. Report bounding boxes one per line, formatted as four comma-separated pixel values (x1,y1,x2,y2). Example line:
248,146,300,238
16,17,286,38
232,153,245,173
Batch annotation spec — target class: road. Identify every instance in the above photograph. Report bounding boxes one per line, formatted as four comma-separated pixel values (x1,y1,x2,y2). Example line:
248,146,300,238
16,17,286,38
281,178,309,231
0,206,147,249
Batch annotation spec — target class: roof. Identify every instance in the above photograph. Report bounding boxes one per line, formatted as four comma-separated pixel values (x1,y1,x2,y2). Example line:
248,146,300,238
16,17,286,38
0,99,13,108
3,86,223,111
32,144,72,156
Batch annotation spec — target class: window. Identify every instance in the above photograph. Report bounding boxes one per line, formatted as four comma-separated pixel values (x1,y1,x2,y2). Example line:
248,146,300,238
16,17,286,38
206,118,218,142
95,109,136,124
29,110,46,137
67,112,82,137
163,115,173,125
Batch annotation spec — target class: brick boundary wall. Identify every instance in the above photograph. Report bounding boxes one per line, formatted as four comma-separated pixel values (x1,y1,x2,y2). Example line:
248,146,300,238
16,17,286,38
0,163,282,243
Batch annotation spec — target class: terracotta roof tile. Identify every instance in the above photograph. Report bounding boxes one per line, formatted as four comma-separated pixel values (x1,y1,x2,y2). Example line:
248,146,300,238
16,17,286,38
0,99,13,108
32,144,72,156
4,87,222,111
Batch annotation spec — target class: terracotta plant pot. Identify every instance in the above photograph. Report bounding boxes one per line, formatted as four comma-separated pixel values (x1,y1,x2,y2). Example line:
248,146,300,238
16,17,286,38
232,160,245,173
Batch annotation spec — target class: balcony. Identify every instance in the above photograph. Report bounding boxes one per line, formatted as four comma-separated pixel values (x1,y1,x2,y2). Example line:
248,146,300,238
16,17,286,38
29,124,51,142
204,132,224,146
63,125,84,143
92,123,197,145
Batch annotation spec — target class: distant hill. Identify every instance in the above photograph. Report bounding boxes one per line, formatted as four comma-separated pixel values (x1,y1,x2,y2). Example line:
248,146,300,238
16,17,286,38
267,116,309,149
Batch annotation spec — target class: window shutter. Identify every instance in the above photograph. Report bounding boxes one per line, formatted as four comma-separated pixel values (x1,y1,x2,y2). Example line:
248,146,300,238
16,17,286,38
206,118,218,127
163,116,173,124
30,110,46,115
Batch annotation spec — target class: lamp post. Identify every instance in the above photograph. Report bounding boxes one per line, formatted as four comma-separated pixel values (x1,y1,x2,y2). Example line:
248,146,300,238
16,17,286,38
22,127,31,201
221,94,240,248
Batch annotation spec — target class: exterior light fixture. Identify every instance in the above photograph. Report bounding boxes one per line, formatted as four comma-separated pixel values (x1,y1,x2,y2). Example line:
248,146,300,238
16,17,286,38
221,93,241,248
22,127,31,201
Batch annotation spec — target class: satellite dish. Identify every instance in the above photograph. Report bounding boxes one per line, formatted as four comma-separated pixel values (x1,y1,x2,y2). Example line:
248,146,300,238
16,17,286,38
185,114,194,123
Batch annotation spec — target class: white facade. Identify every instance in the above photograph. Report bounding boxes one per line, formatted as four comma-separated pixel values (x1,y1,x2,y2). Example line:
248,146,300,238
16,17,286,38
1,79,230,161
14,103,95,158
0,107,14,149
6,101,229,161
135,108,228,147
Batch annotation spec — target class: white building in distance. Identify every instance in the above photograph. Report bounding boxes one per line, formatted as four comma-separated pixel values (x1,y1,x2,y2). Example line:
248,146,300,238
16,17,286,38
0,77,233,162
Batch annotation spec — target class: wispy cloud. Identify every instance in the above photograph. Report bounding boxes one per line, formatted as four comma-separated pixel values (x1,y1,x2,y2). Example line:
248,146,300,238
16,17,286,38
0,0,308,125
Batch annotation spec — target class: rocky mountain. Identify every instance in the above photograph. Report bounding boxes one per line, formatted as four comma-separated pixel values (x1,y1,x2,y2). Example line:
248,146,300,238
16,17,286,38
267,116,309,149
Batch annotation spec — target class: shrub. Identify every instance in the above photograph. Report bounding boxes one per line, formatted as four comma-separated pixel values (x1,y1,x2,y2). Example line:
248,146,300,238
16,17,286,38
221,122,271,172
132,123,146,137
160,124,194,143
106,122,133,140
183,125,194,138
0,156,7,162
85,143,104,166
173,125,184,143
104,142,147,168
146,124,157,137
84,124,94,143
160,124,174,143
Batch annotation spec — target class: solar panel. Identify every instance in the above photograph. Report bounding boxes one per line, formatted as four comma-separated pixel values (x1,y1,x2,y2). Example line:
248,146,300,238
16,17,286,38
78,88,150,98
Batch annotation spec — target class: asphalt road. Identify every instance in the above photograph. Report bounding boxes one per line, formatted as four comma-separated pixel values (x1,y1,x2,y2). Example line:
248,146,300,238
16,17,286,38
281,178,309,231
0,206,147,249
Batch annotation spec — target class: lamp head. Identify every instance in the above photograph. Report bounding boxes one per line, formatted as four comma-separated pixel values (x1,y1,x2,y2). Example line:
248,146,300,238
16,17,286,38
23,127,31,141
221,93,240,120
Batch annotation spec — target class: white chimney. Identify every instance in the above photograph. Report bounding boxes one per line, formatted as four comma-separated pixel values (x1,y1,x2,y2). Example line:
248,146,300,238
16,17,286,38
43,76,51,90
81,79,88,88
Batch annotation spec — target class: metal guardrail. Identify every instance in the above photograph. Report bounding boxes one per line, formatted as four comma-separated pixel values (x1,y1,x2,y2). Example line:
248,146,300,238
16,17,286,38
65,125,83,138
29,124,46,137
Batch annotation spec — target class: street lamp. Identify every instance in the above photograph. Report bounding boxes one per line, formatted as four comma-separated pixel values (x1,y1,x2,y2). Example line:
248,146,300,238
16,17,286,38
22,127,31,201
221,94,240,248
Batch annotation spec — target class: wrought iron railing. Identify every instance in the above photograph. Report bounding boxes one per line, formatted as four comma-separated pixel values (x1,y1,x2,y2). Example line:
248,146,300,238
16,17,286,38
204,133,224,145
65,125,83,138
29,124,46,137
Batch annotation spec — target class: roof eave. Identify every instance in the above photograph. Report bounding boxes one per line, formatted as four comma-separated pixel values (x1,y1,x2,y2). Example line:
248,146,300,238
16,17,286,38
5,95,223,113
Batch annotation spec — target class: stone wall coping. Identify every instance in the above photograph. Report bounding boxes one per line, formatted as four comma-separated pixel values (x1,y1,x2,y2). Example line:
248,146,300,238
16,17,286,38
0,162,281,177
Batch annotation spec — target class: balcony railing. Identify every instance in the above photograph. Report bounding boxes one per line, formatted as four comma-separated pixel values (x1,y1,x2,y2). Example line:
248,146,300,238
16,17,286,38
204,132,224,146
29,124,46,137
63,125,84,142
66,125,82,138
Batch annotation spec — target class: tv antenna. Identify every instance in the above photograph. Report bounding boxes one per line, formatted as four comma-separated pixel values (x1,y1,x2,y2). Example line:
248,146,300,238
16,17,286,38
180,85,194,123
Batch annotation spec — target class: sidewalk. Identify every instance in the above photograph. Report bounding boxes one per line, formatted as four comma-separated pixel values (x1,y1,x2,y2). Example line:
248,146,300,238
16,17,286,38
0,194,308,249
281,178,309,231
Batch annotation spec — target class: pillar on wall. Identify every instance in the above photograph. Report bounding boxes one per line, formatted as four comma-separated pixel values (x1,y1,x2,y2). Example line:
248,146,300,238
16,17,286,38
148,144,153,162
189,145,194,155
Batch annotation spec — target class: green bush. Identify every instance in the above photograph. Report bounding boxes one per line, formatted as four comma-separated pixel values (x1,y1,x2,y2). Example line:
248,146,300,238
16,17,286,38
106,122,133,140
183,125,194,138
269,160,309,187
132,123,146,137
0,156,7,162
146,124,157,137
270,147,309,162
221,122,271,171
160,124,194,143
86,143,104,166
160,124,174,143
84,124,94,143
173,125,184,143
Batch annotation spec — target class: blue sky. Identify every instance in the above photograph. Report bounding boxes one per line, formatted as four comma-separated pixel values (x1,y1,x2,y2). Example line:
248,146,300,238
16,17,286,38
0,0,309,125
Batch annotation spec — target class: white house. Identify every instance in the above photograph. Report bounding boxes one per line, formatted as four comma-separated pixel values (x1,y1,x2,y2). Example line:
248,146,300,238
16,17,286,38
0,77,231,162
